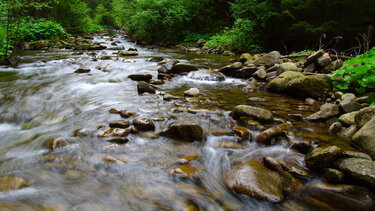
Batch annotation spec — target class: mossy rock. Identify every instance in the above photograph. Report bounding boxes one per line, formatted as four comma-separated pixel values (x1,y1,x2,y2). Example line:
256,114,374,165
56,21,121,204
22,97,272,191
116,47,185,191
268,71,304,93
286,74,332,99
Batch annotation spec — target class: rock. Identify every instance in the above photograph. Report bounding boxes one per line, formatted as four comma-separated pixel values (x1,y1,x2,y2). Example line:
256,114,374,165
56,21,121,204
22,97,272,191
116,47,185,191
316,54,332,67
222,50,235,56
352,116,375,159
74,44,106,50
232,126,251,142
305,98,317,105
106,137,129,144
339,125,358,140
46,138,70,150
322,168,344,183
133,118,155,131
168,63,199,74
163,94,183,101
338,111,358,126
186,48,200,53
256,123,291,144
73,128,90,137
98,128,130,138
28,40,50,50
120,110,137,118
340,93,361,113
278,160,311,179
197,39,206,48
128,74,152,81
286,74,332,100
306,103,340,121
329,122,342,133
219,62,243,75
276,62,301,75
231,66,258,78
253,51,281,67
189,70,225,81
239,53,252,63
0,176,28,191
322,59,343,73
226,160,284,203
74,68,90,73
267,71,304,93
64,170,84,179
342,150,372,160
303,181,375,210
252,66,267,80
355,106,375,128
263,157,301,194
137,81,155,94
118,50,138,56
289,140,312,154
335,158,375,190
303,63,315,72
160,122,204,142
109,120,130,129
108,46,125,50
171,164,203,179
0,57,11,65
304,50,324,67
184,88,200,97
305,146,342,170
233,105,273,122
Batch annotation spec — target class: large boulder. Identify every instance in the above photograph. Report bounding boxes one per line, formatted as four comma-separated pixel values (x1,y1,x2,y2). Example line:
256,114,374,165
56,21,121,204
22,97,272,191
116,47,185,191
233,105,273,122
160,122,204,142
306,103,340,121
267,71,304,93
338,111,358,126
253,51,281,67
28,40,50,50
351,116,375,159
355,106,375,128
286,74,332,100
168,63,199,74
335,158,375,190
226,160,284,203
303,182,375,210
340,93,361,113
231,66,258,78
305,145,342,170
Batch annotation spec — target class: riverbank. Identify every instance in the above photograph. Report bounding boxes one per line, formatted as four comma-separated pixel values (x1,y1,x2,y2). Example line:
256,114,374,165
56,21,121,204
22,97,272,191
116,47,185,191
0,34,375,210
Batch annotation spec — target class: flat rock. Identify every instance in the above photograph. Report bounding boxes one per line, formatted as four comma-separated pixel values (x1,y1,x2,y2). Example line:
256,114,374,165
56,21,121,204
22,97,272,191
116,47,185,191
256,123,291,144
128,74,152,81
335,158,375,190
306,103,340,121
226,160,284,203
75,68,90,73
97,128,130,137
355,105,375,128
352,116,375,159
0,176,28,192
118,50,138,56
233,105,273,122
305,145,342,170
168,63,198,74
109,120,130,129
160,122,204,142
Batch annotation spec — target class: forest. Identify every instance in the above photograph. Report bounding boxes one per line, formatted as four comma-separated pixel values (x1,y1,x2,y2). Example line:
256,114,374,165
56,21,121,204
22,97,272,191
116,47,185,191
1,0,374,56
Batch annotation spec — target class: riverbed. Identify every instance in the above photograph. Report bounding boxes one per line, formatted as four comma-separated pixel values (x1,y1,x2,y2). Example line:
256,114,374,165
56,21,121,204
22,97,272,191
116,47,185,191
0,35,358,210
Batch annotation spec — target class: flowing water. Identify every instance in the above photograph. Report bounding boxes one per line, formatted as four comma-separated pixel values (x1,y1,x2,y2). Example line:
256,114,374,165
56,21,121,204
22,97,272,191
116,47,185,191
0,35,357,210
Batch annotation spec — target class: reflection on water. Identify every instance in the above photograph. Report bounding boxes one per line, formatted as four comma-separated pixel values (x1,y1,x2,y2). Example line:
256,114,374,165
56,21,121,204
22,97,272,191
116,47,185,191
0,35,356,210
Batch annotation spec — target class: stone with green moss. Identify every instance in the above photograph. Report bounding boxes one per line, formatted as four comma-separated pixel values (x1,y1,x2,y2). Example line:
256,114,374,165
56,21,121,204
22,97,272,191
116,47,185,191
268,71,304,93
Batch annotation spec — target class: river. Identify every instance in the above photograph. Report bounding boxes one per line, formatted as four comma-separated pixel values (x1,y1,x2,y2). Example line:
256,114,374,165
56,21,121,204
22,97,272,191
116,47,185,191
0,35,357,210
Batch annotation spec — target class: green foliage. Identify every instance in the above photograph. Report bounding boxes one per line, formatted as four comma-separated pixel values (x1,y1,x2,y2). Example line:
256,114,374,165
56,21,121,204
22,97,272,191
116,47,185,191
183,33,214,43
332,47,375,105
20,20,67,42
0,26,6,56
290,50,315,55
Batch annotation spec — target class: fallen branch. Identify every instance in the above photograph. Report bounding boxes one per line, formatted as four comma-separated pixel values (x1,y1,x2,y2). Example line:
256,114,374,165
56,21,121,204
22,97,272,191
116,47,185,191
281,54,352,60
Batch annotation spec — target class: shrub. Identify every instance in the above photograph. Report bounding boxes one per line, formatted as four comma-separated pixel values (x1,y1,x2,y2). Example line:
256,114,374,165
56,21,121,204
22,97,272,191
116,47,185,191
332,47,375,105
20,20,67,42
